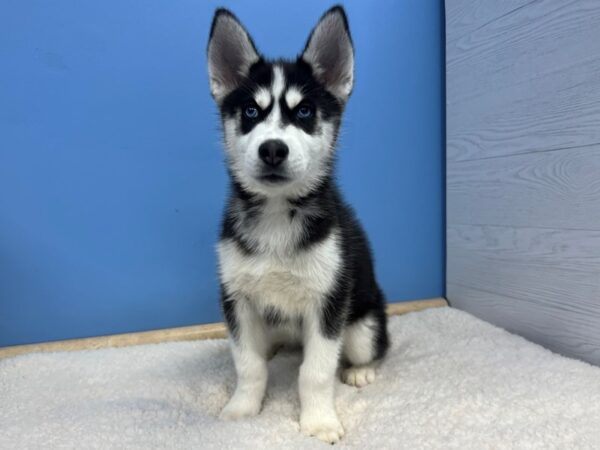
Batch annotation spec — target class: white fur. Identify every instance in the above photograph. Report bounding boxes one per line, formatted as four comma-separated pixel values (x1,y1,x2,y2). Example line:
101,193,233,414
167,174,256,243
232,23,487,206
298,314,344,443
343,315,377,365
271,66,285,99
222,65,336,199
285,87,303,109
225,196,323,254
340,315,379,388
254,87,271,110
220,301,268,420
218,229,345,442
218,228,342,317
342,364,376,388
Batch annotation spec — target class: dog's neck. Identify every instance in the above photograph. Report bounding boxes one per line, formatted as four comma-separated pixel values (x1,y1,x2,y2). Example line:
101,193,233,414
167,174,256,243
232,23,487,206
231,176,333,215
225,176,338,255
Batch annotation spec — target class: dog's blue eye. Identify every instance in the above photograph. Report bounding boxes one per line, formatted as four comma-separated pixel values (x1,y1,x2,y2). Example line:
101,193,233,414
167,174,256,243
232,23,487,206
297,106,313,119
244,106,259,119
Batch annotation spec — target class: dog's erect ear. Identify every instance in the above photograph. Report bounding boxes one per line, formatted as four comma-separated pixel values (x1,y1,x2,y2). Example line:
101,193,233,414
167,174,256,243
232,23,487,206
207,9,259,101
301,6,354,100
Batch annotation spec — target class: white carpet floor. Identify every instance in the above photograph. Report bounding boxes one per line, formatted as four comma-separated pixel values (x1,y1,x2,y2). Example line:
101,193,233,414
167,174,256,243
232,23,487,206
1,307,599,449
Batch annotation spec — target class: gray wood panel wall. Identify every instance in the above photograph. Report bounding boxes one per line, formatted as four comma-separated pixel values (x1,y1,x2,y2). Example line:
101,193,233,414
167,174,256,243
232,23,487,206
445,0,600,365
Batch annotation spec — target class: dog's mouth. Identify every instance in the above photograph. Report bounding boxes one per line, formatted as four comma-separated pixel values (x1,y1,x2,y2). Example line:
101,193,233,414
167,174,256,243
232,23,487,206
259,173,289,184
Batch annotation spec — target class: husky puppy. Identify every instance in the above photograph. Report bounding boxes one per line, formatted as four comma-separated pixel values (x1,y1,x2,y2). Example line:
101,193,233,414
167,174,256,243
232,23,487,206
207,5,389,443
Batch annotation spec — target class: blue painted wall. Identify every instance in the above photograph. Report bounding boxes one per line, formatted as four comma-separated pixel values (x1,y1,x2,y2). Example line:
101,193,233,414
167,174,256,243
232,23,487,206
0,0,444,346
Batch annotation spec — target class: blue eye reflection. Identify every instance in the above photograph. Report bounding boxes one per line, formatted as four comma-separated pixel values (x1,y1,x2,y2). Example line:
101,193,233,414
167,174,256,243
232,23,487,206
244,106,259,119
297,106,313,119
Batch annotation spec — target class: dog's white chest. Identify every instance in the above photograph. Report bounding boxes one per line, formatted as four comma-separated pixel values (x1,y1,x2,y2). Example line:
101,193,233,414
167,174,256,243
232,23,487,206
218,231,341,317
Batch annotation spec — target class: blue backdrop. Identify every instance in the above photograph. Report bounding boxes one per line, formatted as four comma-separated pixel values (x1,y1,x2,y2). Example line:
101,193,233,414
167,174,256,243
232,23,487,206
0,0,444,346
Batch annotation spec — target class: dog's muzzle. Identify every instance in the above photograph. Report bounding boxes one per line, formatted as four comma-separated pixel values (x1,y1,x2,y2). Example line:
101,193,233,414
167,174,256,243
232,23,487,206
258,139,290,183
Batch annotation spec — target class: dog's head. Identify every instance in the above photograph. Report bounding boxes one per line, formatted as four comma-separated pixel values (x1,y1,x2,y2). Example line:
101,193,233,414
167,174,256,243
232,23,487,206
207,6,353,198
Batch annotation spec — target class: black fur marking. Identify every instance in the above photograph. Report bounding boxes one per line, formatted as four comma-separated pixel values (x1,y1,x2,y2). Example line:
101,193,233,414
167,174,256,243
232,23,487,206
276,59,343,136
318,188,389,348
298,213,333,250
320,278,348,338
372,307,390,360
231,178,264,209
290,179,337,250
220,59,274,134
288,177,331,208
279,96,318,134
219,178,264,255
220,57,342,137
262,306,288,327
220,213,254,255
220,285,238,339
211,5,389,365
240,99,274,134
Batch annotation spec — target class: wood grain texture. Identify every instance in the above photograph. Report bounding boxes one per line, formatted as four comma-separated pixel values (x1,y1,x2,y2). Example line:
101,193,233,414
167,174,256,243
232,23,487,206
0,322,228,359
385,298,447,316
447,145,600,229
447,0,600,95
0,298,447,359
446,0,600,365
447,0,600,161
447,283,600,364
448,224,600,274
445,0,533,44
448,224,600,318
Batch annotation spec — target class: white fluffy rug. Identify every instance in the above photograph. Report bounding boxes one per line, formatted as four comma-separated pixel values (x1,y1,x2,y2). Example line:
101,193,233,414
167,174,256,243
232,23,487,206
1,307,599,449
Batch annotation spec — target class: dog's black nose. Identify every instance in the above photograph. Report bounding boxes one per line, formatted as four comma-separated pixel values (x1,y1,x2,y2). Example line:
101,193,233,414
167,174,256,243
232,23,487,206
258,140,289,167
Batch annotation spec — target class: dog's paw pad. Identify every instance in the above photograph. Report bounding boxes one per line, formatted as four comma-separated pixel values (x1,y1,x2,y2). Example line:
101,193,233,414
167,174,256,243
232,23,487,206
301,414,345,444
342,365,376,387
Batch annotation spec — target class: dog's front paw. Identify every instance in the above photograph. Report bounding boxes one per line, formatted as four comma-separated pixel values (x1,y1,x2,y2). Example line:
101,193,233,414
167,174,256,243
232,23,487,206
219,395,262,420
300,411,345,444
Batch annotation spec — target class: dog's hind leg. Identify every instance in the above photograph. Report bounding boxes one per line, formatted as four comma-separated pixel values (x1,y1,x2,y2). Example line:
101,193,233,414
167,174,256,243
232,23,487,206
341,311,388,387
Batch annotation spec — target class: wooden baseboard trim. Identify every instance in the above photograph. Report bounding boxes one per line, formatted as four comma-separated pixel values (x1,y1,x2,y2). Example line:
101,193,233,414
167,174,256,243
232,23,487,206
0,297,447,359
385,298,447,316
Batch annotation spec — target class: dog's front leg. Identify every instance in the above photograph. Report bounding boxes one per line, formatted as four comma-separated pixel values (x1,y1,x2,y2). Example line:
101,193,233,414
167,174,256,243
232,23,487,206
220,299,269,420
299,311,344,444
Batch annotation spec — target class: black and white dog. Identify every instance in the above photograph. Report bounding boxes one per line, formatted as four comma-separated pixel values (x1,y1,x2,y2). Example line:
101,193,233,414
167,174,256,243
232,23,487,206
207,5,389,444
